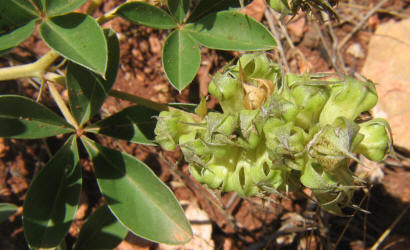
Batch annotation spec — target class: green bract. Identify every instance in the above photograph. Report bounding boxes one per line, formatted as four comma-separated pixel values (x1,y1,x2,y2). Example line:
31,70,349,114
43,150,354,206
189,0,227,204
155,53,391,215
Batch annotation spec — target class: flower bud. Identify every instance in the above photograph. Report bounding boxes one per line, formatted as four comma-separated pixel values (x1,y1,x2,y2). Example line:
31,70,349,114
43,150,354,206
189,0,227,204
319,77,377,125
353,118,391,161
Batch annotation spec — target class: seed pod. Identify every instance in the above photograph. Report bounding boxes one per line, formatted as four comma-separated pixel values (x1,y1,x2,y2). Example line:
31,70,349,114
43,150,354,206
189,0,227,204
353,118,391,161
208,73,244,114
287,74,331,130
154,53,392,215
309,117,362,170
264,119,306,157
319,77,378,125
301,161,355,215
236,110,262,149
207,112,238,137
154,110,197,150
237,53,280,81
263,94,298,122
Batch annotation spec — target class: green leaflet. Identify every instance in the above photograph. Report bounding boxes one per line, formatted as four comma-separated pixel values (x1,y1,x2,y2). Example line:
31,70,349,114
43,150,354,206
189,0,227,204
0,95,74,138
23,136,81,248
185,11,276,51
40,13,108,76
82,138,192,244
162,30,201,91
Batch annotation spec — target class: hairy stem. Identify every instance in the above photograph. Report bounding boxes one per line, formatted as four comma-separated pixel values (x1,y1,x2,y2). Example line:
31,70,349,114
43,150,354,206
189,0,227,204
0,50,59,81
47,81,79,129
44,72,171,113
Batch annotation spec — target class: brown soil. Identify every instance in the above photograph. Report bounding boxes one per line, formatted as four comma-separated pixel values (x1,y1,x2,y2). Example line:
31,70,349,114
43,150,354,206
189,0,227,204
1,0,410,249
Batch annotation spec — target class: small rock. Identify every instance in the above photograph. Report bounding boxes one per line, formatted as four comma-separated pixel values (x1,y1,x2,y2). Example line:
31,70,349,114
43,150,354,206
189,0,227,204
149,35,162,54
347,43,365,59
287,16,306,43
361,18,410,151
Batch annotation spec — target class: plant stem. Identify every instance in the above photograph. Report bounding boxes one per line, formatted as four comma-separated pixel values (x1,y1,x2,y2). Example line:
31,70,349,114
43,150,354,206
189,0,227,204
44,72,171,113
97,8,117,24
47,81,79,129
109,89,170,112
45,73,201,122
0,50,60,81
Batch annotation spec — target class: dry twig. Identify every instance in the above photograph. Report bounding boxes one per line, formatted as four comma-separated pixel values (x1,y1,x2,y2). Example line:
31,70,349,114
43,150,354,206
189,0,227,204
338,0,389,50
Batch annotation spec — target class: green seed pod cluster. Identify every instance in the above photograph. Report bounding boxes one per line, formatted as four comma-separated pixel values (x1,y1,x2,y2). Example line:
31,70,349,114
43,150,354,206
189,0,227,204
154,53,391,215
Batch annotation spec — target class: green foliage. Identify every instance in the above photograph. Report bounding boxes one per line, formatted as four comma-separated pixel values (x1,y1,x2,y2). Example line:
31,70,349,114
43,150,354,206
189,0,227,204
0,19,36,52
0,0,39,52
168,0,190,23
0,203,18,223
39,0,87,17
73,205,128,250
116,1,178,29
66,29,120,126
0,0,380,248
187,0,252,22
82,137,192,244
87,105,159,145
23,136,81,248
40,13,108,76
0,95,74,138
184,11,277,51
116,0,276,90
162,30,201,91
0,0,39,34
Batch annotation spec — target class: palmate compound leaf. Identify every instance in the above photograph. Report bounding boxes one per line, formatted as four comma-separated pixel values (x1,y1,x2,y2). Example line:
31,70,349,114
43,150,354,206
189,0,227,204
86,105,159,145
40,12,108,76
116,1,177,29
23,136,82,248
73,205,128,250
184,10,276,51
0,95,74,138
81,137,192,244
66,29,120,126
162,30,201,91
